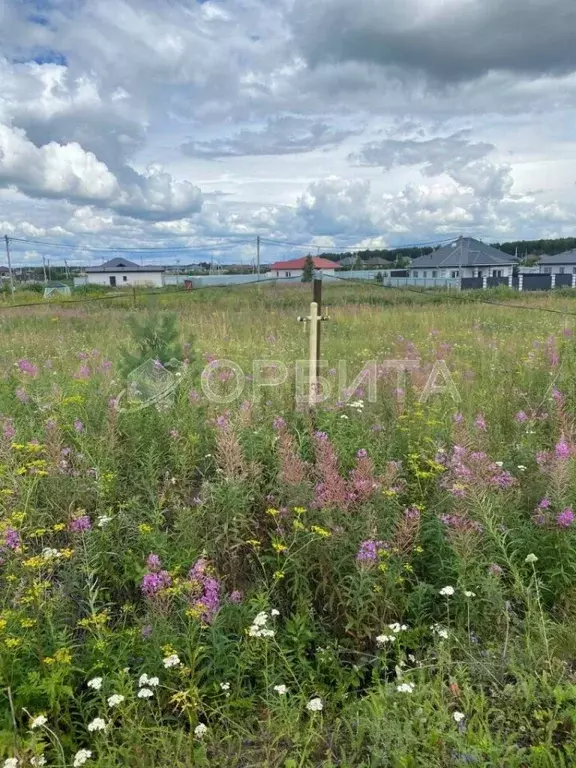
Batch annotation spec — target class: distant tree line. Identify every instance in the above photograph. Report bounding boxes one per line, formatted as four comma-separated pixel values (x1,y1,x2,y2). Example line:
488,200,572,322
490,238,576,257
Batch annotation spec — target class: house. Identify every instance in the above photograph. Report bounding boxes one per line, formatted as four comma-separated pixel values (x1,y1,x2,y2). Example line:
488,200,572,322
365,256,393,268
84,258,166,287
537,250,576,275
409,237,516,279
269,256,338,279
337,255,357,268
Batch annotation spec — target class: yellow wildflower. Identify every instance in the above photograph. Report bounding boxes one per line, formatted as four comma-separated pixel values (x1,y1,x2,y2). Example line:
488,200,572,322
4,637,21,649
53,523,66,532
293,506,306,515
310,525,331,538
273,571,285,581
20,619,37,628
0,618,6,632
272,541,288,554
138,524,152,534
43,658,55,665
292,520,306,531
246,539,261,547
54,648,72,664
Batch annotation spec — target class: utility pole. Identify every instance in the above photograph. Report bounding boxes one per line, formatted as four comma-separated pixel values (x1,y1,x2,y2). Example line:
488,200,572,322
312,269,323,380
4,235,15,299
256,235,260,281
42,255,48,285
297,269,329,407
64,259,70,280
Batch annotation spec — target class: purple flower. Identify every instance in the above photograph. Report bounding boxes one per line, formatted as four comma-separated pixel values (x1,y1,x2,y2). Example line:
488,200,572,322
314,431,328,441
453,412,464,424
404,506,420,521
3,419,15,440
188,557,221,623
474,414,487,431
74,419,84,433
515,411,528,423
555,437,571,459
356,539,385,564
537,498,551,509
532,513,547,526
489,563,503,576
146,553,162,572
356,449,368,458
15,388,29,403
557,508,575,528
141,570,172,597
5,528,20,550
273,416,287,430
45,418,57,431
75,365,91,380
229,590,243,604
189,390,201,403
215,414,229,429
141,624,153,639
69,515,91,533
18,359,39,377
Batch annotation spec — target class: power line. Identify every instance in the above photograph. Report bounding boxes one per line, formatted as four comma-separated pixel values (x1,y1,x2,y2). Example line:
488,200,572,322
8,236,250,253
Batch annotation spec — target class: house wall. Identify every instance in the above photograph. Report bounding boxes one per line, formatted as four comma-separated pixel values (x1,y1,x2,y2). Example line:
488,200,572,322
538,265,576,275
85,271,165,287
411,265,514,279
273,268,336,278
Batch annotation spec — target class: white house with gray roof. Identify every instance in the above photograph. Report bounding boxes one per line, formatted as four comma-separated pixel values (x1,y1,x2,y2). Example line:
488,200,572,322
409,237,517,279
84,258,166,287
536,250,576,275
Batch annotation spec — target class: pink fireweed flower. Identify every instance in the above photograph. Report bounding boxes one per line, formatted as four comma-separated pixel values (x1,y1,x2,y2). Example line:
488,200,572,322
272,416,286,430
69,515,91,533
356,539,386,564
141,570,172,597
453,412,464,423
489,563,503,576
555,437,571,460
188,558,221,623
5,528,20,550
3,419,15,440
15,388,29,403
229,590,243,604
146,553,162,572
515,411,529,423
474,414,487,431
74,419,84,433
18,359,39,377
557,508,575,527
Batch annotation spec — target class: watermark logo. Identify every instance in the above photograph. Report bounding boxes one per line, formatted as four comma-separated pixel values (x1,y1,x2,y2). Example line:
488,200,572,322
117,359,183,413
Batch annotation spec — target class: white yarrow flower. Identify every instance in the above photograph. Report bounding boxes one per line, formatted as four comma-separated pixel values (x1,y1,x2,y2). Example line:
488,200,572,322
220,682,231,691
464,590,476,598
194,723,208,739
87,677,103,691
306,697,323,712
138,673,149,687
453,711,465,723
273,684,288,695
439,586,455,596
96,516,112,528
30,758,46,767
270,609,280,617
163,654,181,668
107,694,125,708
525,553,538,563
138,688,153,699
431,624,449,639
147,676,159,688
252,611,268,627
388,622,408,633
4,759,19,768
87,717,107,732
73,749,92,767
396,682,415,693
376,634,396,645
30,714,48,729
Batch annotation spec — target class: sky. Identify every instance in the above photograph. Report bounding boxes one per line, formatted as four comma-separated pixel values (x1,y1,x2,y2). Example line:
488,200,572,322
1,0,576,266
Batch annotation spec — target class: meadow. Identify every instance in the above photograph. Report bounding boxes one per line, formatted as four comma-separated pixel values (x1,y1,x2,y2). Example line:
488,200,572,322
1,282,576,767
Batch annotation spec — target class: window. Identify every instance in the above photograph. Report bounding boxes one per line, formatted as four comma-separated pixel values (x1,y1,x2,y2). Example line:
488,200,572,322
559,267,565,274
122,275,127,282
423,270,427,278
451,270,459,278
543,267,552,274
492,269,502,277
432,270,437,278
477,270,482,278
412,270,419,278
573,267,576,274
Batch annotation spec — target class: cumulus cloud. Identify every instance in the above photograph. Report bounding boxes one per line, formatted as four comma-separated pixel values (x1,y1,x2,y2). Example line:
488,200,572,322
182,116,358,159
0,122,202,220
291,0,576,83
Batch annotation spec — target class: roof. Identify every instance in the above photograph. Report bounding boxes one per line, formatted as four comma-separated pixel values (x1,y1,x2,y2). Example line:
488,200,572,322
365,257,392,266
86,257,166,273
410,237,516,269
338,255,357,267
538,250,576,265
270,256,339,270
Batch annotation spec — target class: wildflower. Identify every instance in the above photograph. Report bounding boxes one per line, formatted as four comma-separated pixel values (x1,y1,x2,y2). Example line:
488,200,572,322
439,586,455,597
357,539,386,564
253,611,268,627
557,508,575,527
517,465,527,472
30,714,48,729
474,414,486,431
87,677,103,691
525,553,538,564
4,759,19,768
464,591,476,598
229,590,243,604
69,515,91,533
30,758,46,766
306,697,323,712
163,654,181,668
489,563,503,576
141,570,172,598
96,516,112,528
220,682,230,692
396,682,415,693
270,609,280,617
555,437,571,459
5,529,20,551
138,688,153,699
388,622,408,633
376,634,396,645
515,411,528,423
453,711,466,723
107,694,124,708
194,723,208,739
273,684,288,695
74,419,84,433
431,624,449,639
139,673,159,687
87,717,107,732
73,750,92,767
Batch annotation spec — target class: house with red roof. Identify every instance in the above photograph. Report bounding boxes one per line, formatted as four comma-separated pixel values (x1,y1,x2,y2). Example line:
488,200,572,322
269,256,338,279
